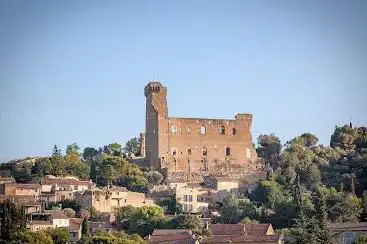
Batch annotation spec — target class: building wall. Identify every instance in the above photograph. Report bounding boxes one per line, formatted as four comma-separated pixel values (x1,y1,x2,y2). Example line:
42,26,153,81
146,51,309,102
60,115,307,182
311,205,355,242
28,222,53,231
52,218,69,228
175,186,209,213
76,189,154,214
144,81,258,174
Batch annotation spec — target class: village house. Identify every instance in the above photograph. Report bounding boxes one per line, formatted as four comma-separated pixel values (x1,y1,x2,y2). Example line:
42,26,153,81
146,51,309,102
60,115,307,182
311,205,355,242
75,186,155,219
203,223,283,243
0,195,42,214
89,221,118,235
0,177,15,194
147,229,198,244
2,182,41,199
28,210,83,243
174,183,210,214
168,176,245,214
329,222,367,244
40,175,95,205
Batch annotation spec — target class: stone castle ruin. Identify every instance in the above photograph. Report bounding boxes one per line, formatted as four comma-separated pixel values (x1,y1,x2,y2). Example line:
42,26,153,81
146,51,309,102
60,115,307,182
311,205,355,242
142,81,264,183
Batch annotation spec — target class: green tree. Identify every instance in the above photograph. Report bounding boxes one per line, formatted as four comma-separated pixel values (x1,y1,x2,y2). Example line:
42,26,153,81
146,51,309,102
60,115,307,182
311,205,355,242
96,156,148,192
116,205,164,237
123,137,141,158
218,194,243,224
355,234,367,244
83,147,99,161
52,145,62,156
81,217,90,244
171,214,203,232
0,200,27,241
313,187,333,244
19,230,53,244
66,142,81,156
46,227,71,244
257,134,282,169
63,208,76,218
90,160,97,183
330,125,358,150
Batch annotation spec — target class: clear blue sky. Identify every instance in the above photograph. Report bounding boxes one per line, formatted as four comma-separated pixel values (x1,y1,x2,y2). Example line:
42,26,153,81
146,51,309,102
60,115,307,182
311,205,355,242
1,1,366,162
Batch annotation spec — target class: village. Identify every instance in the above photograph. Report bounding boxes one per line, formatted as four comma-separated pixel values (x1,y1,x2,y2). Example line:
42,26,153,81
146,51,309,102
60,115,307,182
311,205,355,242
0,82,366,244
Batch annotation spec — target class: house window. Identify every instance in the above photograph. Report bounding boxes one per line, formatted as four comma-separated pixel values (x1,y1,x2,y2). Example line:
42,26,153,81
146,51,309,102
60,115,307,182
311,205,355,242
232,128,237,135
187,148,192,156
226,147,231,156
188,195,193,202
220,126,225,135
200,125,206,134
188,204,193,212
171,125,177,134
202,147,207,156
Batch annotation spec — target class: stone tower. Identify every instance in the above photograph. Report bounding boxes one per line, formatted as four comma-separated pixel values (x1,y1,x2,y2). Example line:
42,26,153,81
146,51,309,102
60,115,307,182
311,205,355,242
144,82,169,170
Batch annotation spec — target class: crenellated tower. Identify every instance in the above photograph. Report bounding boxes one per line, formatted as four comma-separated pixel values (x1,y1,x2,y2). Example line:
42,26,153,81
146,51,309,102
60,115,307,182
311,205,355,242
144,81,169,170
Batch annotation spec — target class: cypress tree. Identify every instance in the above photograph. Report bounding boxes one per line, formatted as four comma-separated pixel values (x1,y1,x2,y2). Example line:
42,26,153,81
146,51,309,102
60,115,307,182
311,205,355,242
314,187,333,244
81,217,90,244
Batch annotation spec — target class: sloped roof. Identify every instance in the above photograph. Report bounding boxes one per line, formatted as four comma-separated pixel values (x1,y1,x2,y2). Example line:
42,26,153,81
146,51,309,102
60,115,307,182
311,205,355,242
44,210,68,219
245,223,272,235
152,229,192,236
41,175,93,186
148,235,195,244
211,224,245,236
0,195,39,205
329,222,367,232
69,218,83,227
15,183,41,189
203,234,281,243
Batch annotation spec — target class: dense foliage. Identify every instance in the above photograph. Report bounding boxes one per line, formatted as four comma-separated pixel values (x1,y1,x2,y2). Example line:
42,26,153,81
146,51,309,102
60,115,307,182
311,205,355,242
217,124,367,243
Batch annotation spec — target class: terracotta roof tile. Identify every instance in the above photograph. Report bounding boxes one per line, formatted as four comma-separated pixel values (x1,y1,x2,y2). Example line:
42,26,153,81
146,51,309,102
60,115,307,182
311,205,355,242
152,229,192,236
44,210,68,219
211,224,245,236
245,223,272,235
203,234,281,243
69,218,83,227
148,234,195,244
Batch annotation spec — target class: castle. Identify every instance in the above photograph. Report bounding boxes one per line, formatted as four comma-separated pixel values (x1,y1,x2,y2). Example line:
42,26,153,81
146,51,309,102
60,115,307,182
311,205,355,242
143,81,263,183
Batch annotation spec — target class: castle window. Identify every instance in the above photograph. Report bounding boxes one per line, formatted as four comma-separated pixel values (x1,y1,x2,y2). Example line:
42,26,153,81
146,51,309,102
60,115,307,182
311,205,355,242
200,125,206,134
202,147,207,156
171,125,177,134
232,128,237,135
187,148,192,156
187,127,191,132
172,148,177,156
226,147,231,156
246,148,251,159
220,126,225,135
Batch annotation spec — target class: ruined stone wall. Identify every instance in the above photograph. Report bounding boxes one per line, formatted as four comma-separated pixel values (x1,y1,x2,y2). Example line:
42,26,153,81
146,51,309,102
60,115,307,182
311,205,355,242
162,115,257,173
144,81,259,176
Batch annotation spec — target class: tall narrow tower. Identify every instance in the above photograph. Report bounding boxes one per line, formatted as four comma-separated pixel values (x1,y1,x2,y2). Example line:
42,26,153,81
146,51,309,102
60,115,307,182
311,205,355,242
144,82,169,170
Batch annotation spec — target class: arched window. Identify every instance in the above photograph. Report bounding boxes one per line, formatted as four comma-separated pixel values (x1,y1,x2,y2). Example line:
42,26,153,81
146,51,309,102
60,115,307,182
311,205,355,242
232,128,237,135
220,126,225,135
200,125,206,134
202,147,207,156
171,125,177,134
225,147,231,156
